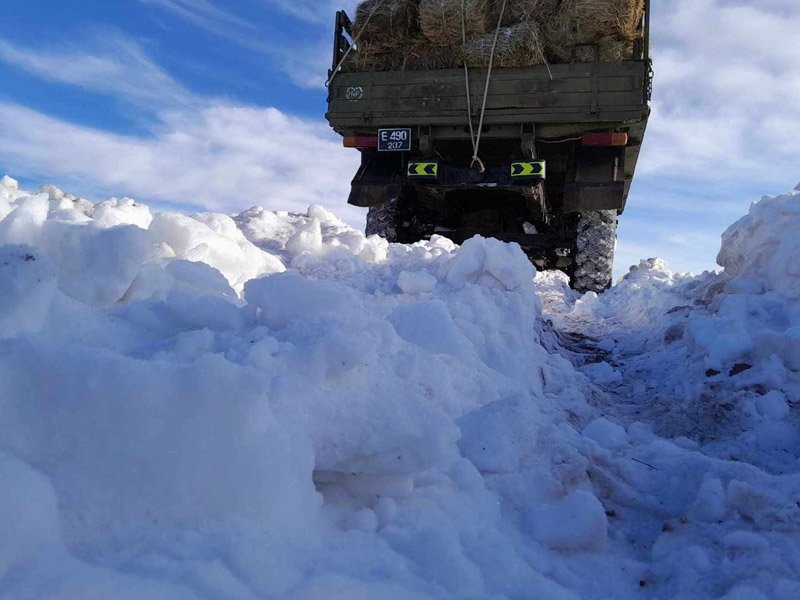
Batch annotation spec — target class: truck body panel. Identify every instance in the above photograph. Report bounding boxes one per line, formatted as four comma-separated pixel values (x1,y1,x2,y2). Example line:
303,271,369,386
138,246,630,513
327,62,649,131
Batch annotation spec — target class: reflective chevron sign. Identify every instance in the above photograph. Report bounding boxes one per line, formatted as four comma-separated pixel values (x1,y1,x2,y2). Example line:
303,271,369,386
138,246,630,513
407,162,438,177
510,161,546,178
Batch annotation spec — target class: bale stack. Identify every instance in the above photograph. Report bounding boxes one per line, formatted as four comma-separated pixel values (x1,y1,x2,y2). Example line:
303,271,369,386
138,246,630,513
542,0,645,63
344,0,645,72
349,0,419,70
419,0,487,46
463,21,546,68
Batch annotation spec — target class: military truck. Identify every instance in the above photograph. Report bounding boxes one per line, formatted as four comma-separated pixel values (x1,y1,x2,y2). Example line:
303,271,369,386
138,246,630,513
325,1,652,292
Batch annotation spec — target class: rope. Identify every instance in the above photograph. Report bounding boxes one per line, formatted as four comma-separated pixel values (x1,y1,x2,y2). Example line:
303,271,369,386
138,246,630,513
461,0,508,173
471,0,508,172
326,0,386,88
461,0,478,165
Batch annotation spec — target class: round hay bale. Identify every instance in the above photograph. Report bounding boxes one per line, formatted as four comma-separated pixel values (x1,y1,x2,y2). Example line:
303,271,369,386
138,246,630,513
598,35,634,62
405,40,465,69
353,0,419,45
487,0,561,28
346,42,406,72
543,0,644,62
463,21,545,68
419,0,488,47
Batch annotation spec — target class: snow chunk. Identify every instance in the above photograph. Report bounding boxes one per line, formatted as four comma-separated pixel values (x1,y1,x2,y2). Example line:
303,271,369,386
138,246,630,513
43,221,154,307
755,391,789,420
583,417,627,450
285,217,323,256
721,588,769,600
0,452,61,575
581,361,623,385
0,176,18,189
718,189,800,298
689,478,727,522
389,300,466,357
528,491,608,551
0,193,49,245
92,198,153,229
149,212,285,291
444,236,535,291
722,530,769,550
0,246,57,339
397,270,437,294
245,271,354,329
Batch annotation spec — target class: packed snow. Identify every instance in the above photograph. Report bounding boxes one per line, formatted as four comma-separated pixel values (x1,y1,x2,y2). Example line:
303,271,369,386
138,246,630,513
0,174,798,600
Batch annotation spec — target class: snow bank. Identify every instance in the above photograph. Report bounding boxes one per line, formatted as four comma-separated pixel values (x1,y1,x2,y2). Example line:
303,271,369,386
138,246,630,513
2,176,799,600
718,187,800,299
0,178,601,599
538,183,800,599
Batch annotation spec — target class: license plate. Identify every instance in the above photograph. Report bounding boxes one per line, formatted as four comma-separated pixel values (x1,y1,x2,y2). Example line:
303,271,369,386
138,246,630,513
378,128,411,152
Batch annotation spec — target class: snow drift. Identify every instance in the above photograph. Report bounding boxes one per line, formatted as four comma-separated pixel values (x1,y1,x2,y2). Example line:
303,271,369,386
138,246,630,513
0,173,798,600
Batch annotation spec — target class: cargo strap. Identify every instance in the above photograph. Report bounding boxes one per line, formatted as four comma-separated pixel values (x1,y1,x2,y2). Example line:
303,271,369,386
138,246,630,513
461,0,508,173
326,0,386,88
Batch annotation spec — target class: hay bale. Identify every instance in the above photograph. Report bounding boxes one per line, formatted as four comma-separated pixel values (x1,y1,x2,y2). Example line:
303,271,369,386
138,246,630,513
419,0,488,46
348,0,419,71
346,43,403,71
353,0,419,45
463,21,545,68
544,0,645,48
487,0,561,27
572,44,599,63
598,35,634,62
405,40,465,69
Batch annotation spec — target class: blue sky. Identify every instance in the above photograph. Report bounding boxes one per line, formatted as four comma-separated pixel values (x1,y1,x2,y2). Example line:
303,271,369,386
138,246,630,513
0,0,798,276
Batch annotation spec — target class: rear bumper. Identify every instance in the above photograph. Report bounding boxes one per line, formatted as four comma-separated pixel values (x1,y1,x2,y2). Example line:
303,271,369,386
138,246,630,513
348,157,545,207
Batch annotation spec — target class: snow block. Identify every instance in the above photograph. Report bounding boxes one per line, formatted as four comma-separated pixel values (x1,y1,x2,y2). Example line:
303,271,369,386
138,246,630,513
0,452,62,576
528,491,608,551
397,270,437,294
583,417,627,450
0,245,57,339
245,271,356,329
0,176,18,189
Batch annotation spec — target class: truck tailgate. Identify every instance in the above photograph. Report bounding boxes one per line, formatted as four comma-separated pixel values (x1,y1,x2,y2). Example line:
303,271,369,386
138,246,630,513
327,62,649,130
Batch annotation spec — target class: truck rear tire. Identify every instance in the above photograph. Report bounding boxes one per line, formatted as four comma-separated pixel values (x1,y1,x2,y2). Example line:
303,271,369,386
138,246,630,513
365,187,437,244
365,199,402,242
572,210,617,294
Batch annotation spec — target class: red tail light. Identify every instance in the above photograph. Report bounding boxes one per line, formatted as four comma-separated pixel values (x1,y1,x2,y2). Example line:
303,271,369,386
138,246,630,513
581,132,628,147
343,136,379,149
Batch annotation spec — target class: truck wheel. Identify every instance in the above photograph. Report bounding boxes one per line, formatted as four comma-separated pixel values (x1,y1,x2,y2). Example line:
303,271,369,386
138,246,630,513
572,210,617,294
366,199,402,242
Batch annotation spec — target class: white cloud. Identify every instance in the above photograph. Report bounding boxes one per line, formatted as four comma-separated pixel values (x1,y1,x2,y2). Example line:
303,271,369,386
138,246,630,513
139,0,255,31
0,32,361,222
262,0,359,25
0,33,191,108
136,0,338,89
641,0,800,184
0,101,361,222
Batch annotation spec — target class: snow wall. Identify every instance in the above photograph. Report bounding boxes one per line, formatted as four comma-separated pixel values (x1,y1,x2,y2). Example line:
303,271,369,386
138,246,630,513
0,174,798,600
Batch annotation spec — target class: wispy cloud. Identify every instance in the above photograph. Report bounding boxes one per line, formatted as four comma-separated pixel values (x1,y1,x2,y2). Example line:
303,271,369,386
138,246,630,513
0,101,361,221
0,32,361,222
261,0,358,25
137,0,332,88
139,0,255,32
641,0,800,185
0,32,191,109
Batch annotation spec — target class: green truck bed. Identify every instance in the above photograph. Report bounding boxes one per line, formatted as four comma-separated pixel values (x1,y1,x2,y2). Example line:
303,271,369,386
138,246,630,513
327,61,650,134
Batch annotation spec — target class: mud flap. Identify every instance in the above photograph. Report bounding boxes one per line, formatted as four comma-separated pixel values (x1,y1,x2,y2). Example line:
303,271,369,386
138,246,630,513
563,182,625,213
563,147,626,213
348,183,402,208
